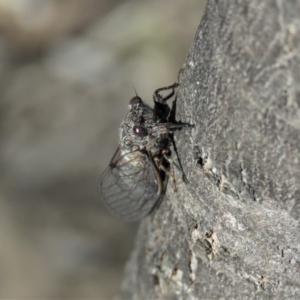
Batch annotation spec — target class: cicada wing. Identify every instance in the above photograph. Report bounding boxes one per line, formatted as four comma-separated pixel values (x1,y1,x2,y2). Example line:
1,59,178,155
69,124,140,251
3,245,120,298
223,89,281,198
99,148,163,221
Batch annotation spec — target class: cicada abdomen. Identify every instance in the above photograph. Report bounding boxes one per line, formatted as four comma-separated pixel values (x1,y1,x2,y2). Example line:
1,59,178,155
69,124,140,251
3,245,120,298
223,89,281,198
99,148,164,221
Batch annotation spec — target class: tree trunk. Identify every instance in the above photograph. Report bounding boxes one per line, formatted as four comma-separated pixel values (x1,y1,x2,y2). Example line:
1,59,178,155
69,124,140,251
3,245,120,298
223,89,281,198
120,0,300,299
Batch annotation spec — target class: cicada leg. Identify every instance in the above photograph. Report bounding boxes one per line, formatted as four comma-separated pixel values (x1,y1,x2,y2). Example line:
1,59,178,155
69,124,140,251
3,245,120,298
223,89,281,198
158,163,177,192
153,83,179,104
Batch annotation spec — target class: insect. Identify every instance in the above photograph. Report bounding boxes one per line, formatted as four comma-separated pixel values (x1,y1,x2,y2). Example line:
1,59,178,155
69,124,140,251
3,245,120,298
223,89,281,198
99,83,193,221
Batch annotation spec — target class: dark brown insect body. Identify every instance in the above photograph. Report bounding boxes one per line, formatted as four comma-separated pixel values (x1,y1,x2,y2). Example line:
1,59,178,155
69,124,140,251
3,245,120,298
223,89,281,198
99,83,192,221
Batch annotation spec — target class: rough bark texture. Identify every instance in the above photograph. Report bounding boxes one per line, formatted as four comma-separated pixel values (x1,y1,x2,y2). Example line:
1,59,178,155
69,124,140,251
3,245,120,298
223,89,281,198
120,0,300,299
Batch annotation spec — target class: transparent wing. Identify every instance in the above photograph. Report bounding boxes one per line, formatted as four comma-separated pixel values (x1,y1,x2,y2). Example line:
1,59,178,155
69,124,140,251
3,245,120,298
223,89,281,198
99,148,163,221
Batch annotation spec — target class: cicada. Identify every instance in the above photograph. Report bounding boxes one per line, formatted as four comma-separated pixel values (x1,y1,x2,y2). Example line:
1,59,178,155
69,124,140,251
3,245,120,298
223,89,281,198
99,83,192,221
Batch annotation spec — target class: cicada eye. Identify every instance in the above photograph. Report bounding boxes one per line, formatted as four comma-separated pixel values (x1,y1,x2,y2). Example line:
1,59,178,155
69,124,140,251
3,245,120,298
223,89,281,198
133,125,147,137
130,96,142,105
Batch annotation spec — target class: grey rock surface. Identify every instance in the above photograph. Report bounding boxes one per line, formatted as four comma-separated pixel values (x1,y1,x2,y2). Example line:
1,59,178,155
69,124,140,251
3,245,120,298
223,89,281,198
120,0,300,299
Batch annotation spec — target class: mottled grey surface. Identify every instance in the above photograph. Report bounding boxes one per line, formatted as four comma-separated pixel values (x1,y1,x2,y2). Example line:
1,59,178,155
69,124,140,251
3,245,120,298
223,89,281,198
121,0,300,299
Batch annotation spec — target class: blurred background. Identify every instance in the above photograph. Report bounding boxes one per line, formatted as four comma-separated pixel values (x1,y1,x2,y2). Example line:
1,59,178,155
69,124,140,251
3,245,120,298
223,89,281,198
0,0,206,298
